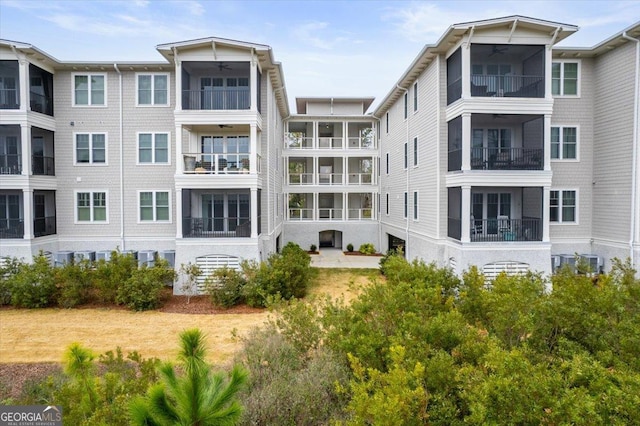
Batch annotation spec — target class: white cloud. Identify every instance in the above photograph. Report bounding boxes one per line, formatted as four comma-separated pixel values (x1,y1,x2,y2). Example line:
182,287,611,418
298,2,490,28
132,0,150,7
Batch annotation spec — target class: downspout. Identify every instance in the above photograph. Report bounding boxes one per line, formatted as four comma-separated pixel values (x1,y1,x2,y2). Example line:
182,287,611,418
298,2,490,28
622,32,639,266
397,84,410,258
114,64,125,250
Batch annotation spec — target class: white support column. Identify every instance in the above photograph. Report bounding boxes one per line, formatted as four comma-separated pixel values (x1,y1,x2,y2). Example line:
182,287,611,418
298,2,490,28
175,59,182,111
343,192,348,221
250,124,258,173
543,186,551,242
342,156,346,185
545,47,553,99
250,58,258,112
313,156,318,185
543,114,552,171
461,43,471,99
175,189,183,238
461,113,472,171
23,189,33,240
175,125,183,173
251,189,258,238
461,186,471,243
20,124,31,176
18,59,29,111
313,192,318,221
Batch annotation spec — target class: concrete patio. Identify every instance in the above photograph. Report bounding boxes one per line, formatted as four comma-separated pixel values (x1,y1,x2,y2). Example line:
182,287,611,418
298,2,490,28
310,248,381,269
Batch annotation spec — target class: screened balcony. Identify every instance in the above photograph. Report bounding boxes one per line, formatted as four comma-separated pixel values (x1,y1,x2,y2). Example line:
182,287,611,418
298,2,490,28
285,121,314,149
181,189,260,238
347,122,375,149
448,114,544,172
447,44,546,105
347,157,374,185
32,128,55,176
318,122,344,149
448,186,543,242
0,191,23,239
0,126,21,175
29,64,54,116
288,193,314,221
348,193,374,220
33,190,56,237
0,60,19,109
181,61,260,111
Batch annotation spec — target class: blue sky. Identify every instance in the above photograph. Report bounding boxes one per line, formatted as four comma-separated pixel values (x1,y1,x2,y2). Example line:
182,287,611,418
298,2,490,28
1,0,639,110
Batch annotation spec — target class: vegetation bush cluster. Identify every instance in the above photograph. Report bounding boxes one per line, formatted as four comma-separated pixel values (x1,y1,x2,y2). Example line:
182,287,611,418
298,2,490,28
0,251,175,311
205,242,313,308
237,256,640,424
358,243,376,255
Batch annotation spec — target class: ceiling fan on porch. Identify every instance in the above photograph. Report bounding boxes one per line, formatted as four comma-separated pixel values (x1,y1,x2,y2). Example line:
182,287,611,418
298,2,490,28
489,45,508,56
217,62,232,71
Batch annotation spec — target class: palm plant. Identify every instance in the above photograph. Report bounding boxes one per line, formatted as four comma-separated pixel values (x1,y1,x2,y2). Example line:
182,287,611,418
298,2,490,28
130,328,247,426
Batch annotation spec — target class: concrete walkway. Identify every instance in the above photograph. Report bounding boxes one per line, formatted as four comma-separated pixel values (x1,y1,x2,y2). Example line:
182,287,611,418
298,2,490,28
310,248,381,269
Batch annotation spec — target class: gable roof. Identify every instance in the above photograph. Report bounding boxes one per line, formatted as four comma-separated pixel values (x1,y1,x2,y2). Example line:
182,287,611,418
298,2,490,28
373,15,578,117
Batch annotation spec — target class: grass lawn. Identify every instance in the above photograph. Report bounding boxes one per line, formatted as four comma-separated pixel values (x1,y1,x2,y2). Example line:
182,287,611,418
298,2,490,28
0,268,379,365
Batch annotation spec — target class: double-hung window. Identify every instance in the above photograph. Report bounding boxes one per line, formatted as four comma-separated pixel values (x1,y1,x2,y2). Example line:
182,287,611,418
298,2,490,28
550,190,577,223
413,82,418,112
404,142,408,169
74,74,105,106
76,191,107,222
551,126,577,160
552,62,579,96
139,191,170,222
137,74,169,106
413,137,418,166
403,92,408,119
138,133,169,164
75,133,106,164
404,192,408,218
413,191,418,220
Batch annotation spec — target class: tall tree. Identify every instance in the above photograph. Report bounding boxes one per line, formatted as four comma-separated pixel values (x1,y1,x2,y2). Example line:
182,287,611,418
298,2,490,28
130,329,247,426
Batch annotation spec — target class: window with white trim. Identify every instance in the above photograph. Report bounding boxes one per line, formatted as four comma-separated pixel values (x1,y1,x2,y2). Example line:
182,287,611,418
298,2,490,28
413,82,418,112
76,191,107,222
138,133,169,164
404,192,408,218
413,191,418,220
550,190,577,223
404,142,408,169
386,152,389,174
137,74,168,106
139,191,170,222
551,126,577,160
74,74,105,106
403,92,408,119
551,62,579,96
385,112,389,133
413,137,418,166
75,133,106,164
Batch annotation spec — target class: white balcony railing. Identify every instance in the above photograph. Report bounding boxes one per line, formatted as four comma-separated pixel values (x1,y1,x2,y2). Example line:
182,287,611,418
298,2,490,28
183,153,252,174
285,135,314,149
288,208,314,220
318,208,343,220
348,208,374,220
347,137,375,149
347,173,373,185
288,173,314,185
318,137,343,150
318,173,343,185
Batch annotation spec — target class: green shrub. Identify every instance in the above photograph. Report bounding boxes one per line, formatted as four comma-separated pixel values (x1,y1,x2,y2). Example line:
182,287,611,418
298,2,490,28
359,243,376,255
241,243,313,308
0,257,23,306
379,248,403,275
238,326,350,425
8,254,56,308
55,260,93,308
116,260,175,311
93,251,138,304
310,244,317,252
346,243,354,252
205,267,246,308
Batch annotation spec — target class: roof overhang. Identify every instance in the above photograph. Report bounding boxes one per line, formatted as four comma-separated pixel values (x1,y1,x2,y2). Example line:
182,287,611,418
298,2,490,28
373,15,579,117
554,20,640,58
295,96,375,114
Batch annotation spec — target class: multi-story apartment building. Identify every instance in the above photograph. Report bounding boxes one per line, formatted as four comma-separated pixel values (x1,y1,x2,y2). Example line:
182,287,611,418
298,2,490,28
1,15,639,286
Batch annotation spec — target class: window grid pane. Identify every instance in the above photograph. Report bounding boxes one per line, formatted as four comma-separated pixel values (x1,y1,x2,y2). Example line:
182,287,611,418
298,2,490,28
91,75,105,105
92,134,106,163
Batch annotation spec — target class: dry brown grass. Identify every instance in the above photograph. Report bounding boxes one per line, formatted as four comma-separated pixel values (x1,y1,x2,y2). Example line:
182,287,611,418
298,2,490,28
0,268,379,365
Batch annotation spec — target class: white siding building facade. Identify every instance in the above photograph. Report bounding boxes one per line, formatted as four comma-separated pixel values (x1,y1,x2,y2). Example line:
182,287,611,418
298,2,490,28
1,15,639,286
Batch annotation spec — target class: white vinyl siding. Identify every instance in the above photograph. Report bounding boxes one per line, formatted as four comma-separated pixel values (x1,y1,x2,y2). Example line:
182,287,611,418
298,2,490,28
73,73,106,106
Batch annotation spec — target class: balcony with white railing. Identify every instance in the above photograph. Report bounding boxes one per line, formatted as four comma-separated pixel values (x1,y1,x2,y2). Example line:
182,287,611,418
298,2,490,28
288,208,314,221
347,208,374,220
347,173,373,185
318,208,343,221
182,153,258,175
